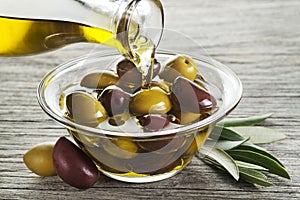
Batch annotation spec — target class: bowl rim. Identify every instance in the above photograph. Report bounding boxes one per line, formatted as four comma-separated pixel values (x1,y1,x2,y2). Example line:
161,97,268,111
37,50,243,138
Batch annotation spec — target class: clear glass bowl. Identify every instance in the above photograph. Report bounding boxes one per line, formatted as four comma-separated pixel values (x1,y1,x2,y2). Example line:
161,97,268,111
37,50,242,183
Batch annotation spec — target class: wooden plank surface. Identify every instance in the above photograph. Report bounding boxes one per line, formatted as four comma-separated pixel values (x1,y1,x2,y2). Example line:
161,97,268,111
0,0,299,199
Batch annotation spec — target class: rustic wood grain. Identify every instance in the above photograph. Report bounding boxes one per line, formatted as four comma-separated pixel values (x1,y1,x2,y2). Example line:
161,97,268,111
0,0,299,199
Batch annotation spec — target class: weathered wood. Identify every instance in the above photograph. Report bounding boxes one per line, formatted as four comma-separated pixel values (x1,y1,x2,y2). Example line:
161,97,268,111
0,0,299,199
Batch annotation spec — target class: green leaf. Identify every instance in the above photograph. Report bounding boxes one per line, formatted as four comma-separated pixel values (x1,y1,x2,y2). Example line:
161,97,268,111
239,167,274,187
216,127,245,141
214,138,249,151
228,126,286,144
236,161,268,171
201,146,239,180
242,141,267,151
236,144,285,167
219,113,273,127
227,149,291,179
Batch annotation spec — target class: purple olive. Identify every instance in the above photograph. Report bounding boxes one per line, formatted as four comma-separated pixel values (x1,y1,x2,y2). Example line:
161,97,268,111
170,76,217,113
52,137,100,189
137,134,187,153
152,59,161,78
98,86,131,116
116,59,142,92
138,114,170,132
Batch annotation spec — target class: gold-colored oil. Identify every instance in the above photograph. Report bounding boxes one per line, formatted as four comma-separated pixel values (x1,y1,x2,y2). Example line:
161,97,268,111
0,16,119,56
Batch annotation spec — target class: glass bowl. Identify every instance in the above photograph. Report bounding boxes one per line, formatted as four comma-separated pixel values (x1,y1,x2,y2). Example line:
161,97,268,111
37,50,242,183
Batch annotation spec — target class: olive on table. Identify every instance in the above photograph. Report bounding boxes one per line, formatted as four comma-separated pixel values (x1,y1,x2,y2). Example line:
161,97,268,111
52,137,100,189
80,71,119,89
129,87,172,116
65,92,107,127
98,85,131,117
23,143,56,177
170,76,217,114
159,55,197,82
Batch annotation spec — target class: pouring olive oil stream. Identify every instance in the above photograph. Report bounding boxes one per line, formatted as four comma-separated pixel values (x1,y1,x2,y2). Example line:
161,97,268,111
0,0,164,82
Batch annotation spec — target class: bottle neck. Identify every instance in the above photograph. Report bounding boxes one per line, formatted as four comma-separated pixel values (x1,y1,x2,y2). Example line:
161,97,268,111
114,0,164,63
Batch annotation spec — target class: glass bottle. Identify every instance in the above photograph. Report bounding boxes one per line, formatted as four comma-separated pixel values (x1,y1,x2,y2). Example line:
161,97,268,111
0,0,164,62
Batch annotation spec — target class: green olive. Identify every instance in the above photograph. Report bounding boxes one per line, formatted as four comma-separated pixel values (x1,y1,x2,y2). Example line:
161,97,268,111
80,71,119,89
66,92,107,127
129,87,172,116
23,143,56,176
159,55,197,82
145,81,170,93
179,112,202,125
184,131,208,157
101,138,138,159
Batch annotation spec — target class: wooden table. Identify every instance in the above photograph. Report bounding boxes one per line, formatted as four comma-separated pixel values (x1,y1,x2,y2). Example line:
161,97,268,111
1,0,299,199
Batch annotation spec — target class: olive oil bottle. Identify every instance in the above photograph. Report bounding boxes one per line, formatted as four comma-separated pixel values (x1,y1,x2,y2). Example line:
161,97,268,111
0,0,164,67
0,16,117,56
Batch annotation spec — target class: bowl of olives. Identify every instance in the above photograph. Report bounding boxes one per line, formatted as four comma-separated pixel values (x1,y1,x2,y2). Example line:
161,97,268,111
37,50,242,183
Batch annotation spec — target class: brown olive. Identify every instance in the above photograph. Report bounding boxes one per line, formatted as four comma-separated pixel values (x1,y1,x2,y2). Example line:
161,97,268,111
138,114,171,132
98,86,131,116
80,71,119,89
145,59,161,81
170,76,217,114
129,87,172,116
65,92,107,127
52,137,100,189
23,143,56,177
116,59,143,92
159,55,197,82
137,134,186,153
152,59,161,79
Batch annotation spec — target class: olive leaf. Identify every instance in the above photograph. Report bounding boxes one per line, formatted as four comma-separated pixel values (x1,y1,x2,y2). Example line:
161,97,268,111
227,126,286,144
201,113,291,187
201,146,239,181
214,138,249,151
239,167,274,187
236,144,285,167
219,113,273,127
235,161,267,171
227,149,290,179
215,127,245,141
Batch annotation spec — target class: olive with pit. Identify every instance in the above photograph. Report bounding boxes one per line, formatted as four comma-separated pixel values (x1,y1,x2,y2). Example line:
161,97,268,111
129,87,172,116
52,137,100,189
80,71,119,89
65,92,107,127
98,85,131,116
23,143,56,177
159,55,197,82
170,76,217,114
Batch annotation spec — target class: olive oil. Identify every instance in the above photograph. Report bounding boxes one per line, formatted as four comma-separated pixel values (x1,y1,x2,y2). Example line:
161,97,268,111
0,16,118,56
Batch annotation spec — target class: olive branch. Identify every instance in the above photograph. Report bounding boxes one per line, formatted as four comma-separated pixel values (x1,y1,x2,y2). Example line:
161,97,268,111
199,113,291,187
